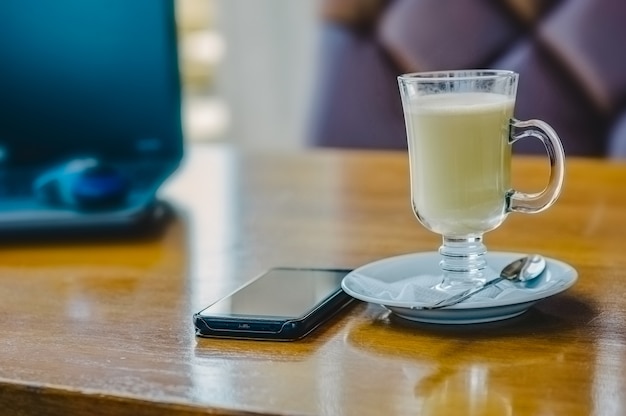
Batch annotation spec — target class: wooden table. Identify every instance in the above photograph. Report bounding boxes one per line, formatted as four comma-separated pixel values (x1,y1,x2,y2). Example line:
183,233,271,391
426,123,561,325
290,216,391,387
1,144,624,415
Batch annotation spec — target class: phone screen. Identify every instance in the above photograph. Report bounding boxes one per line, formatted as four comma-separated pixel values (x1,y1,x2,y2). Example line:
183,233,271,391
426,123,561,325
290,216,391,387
194,268,355,340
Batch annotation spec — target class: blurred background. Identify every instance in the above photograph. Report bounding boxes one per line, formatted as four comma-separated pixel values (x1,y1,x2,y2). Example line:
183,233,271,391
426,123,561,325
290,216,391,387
177,0,318,150
181,0,626,158
4,0,624,156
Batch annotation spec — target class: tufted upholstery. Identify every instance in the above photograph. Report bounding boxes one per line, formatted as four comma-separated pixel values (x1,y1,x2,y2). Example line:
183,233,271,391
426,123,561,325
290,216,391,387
309,0,626,157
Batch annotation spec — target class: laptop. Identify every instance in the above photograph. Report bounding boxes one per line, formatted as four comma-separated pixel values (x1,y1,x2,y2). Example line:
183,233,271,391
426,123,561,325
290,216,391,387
0,0,183,235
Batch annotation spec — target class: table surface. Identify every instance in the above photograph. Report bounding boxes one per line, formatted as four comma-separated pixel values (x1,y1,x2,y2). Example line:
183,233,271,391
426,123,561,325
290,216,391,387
2,144,625,415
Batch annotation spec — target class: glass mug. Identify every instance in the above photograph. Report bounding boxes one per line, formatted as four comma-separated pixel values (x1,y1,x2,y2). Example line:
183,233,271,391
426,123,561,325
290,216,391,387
397,70,565,288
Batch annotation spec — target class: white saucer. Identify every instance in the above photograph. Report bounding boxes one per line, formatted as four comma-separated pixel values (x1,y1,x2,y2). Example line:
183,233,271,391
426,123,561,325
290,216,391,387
342,251,578,325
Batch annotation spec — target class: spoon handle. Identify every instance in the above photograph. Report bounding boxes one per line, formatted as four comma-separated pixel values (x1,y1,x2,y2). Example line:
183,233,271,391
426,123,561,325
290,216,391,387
422,277,504,310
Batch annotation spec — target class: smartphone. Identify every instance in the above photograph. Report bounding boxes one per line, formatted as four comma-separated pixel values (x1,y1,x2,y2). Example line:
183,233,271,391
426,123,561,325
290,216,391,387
193,267,356,341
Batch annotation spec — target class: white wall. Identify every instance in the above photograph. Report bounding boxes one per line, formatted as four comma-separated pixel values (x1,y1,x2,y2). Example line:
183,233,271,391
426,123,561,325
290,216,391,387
213,0,319,150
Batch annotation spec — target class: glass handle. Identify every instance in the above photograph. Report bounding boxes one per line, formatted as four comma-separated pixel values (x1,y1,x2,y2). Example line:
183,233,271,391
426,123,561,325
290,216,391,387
507,119,565,213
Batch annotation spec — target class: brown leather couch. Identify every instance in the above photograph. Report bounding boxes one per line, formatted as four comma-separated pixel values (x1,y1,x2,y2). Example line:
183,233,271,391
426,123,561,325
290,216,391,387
308,0,626,157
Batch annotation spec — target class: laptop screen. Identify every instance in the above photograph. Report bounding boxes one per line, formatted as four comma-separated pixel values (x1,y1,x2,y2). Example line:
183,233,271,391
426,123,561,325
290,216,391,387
0,0,183,168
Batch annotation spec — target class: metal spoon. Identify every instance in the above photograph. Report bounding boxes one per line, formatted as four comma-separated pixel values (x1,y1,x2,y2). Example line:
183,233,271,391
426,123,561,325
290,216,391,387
422,254,547,310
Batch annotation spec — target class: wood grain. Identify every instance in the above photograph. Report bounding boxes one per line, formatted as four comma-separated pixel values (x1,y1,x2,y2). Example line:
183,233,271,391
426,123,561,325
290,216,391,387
0,144,624,415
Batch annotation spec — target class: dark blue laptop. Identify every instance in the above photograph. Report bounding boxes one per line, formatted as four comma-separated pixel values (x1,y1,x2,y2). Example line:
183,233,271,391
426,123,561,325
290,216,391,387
0,0,183,233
